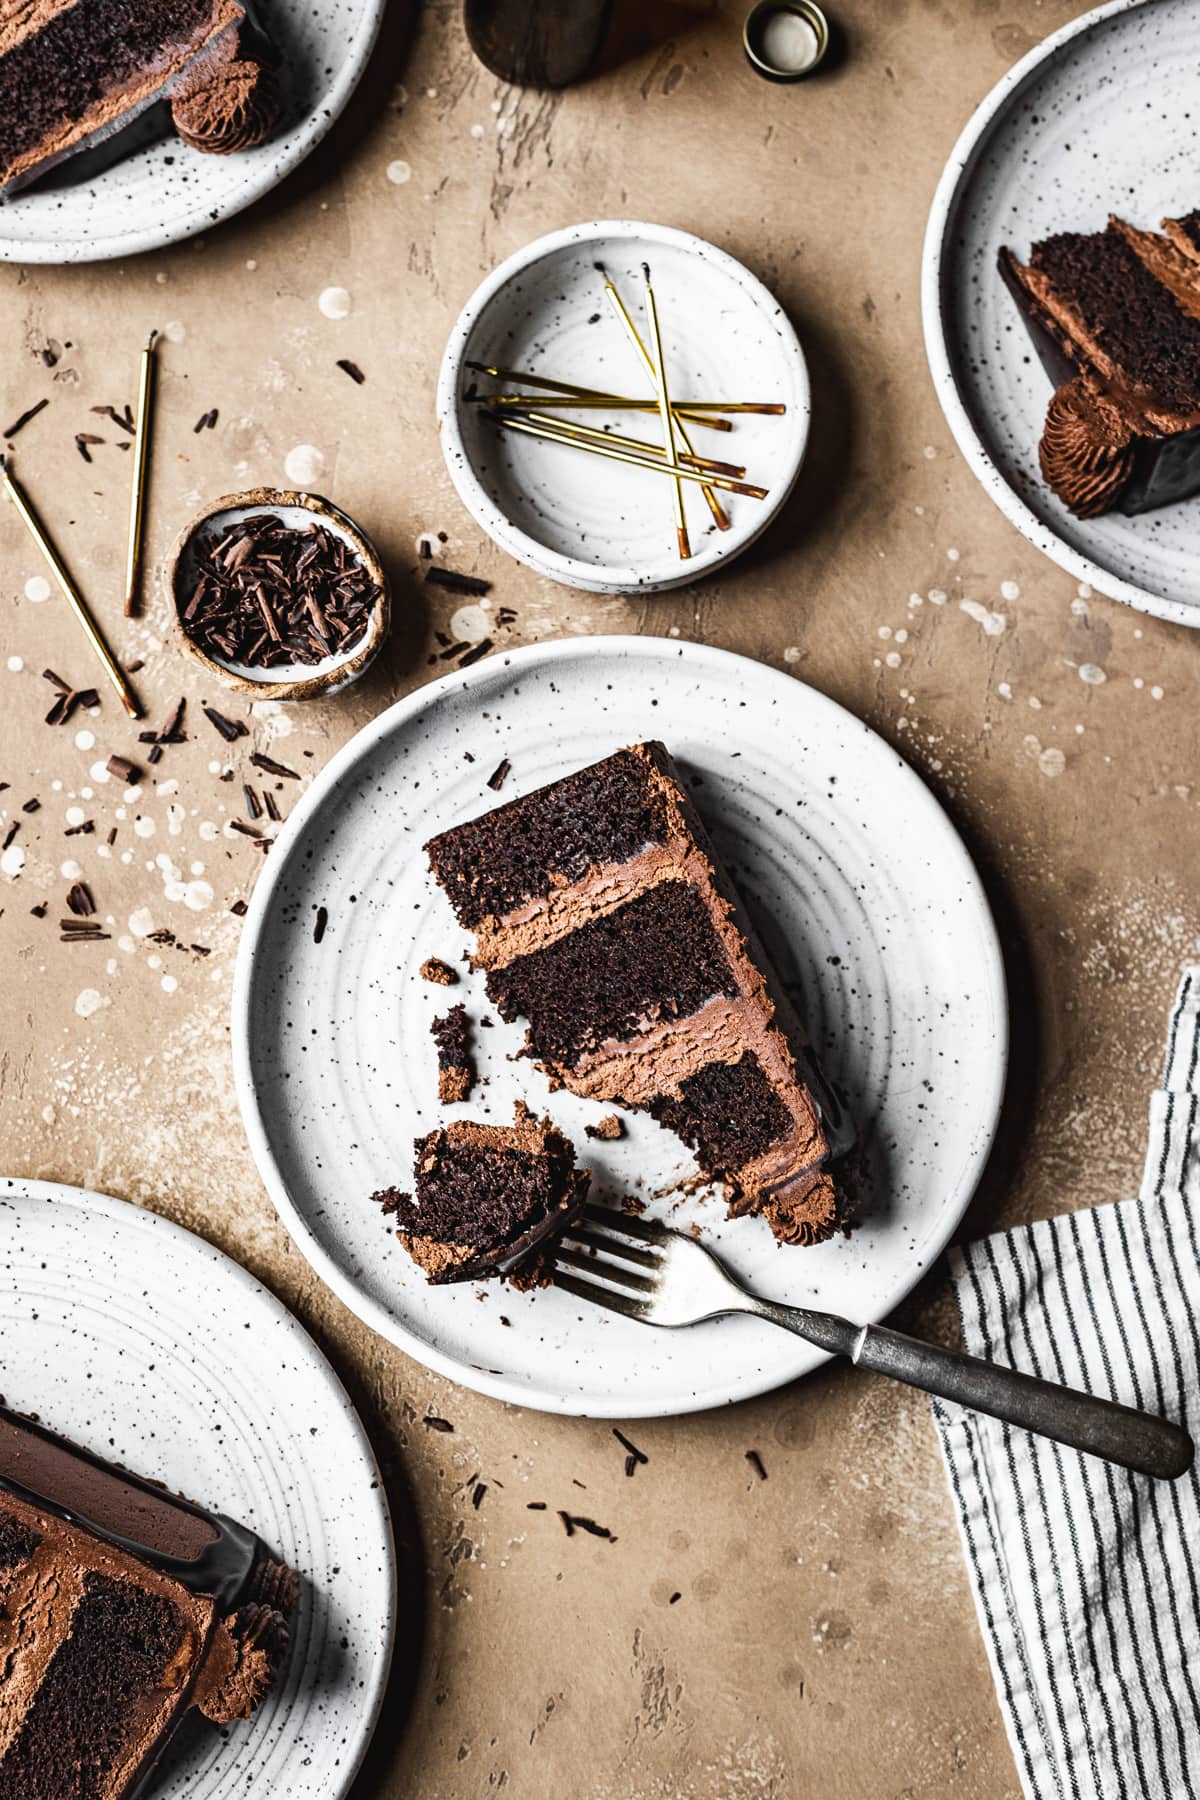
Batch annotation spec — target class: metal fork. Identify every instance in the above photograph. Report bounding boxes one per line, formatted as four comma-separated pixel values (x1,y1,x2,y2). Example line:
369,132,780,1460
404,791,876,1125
554,1205,1194,1481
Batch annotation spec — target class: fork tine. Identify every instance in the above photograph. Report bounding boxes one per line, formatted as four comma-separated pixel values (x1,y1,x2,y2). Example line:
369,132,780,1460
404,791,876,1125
564,1224,662,1271
554,1245,659,1293
583,1203,666,1244
553,1270,652,1320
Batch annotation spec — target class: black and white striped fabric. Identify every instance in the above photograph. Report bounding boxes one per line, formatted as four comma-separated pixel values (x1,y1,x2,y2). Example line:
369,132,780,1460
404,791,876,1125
932,968,1200,1800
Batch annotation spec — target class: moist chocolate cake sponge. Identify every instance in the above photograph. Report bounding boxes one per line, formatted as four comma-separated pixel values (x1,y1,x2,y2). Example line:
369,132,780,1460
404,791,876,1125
375,1105,589,1284
425,743,845,1248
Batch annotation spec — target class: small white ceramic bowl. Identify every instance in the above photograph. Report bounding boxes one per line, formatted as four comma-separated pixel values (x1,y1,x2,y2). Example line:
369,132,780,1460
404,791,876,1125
166,488,390,701
436,220,811,595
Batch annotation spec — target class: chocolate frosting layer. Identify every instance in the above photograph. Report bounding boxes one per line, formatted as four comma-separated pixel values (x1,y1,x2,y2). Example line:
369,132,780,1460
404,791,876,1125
170,26,282,155
1039,378,1137,518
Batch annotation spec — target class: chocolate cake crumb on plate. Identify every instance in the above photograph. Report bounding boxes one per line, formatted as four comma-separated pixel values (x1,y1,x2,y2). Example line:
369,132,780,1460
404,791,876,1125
374,1104,588,1285
419,955,457,986
585,1114,624,1141
431,1003,474,1102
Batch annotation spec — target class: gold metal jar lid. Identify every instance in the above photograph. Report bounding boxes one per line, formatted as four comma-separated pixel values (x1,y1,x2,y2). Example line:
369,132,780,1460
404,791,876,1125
743,1,831,81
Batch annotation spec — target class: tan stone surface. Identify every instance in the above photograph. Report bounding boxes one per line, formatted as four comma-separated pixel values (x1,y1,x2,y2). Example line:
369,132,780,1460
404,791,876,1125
2,2,1197,1795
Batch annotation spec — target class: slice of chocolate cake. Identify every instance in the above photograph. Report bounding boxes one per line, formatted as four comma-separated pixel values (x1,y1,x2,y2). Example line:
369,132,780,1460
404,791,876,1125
426,744,845,1247
1001,210,1200,517
375,1104,589,1284
0,0,281,193
0,1403,298,1799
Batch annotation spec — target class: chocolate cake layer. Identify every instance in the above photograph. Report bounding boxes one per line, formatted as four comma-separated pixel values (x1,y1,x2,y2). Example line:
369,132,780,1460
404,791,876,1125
1001,211,1200,517
0,1404,298,1800
376,1105,589,1283
426,744,842,1246
0,0,243,190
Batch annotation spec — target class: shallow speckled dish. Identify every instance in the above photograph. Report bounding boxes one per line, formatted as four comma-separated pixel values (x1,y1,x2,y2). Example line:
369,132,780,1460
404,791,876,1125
436,221,811,594
922,0,1200,628
0,1179,395,1797
233,637,1007,1419
0,0,385,263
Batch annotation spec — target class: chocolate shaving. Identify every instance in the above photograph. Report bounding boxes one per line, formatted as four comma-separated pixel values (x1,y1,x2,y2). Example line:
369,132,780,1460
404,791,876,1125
91,403,135,434
745,1450,767,1481
249,752,299,780
42,670,97,727
230,899,248,917
458,639,493,669
423,1416,454,1433
336,359,366,385
471,1483,487,1509
1,823,18,851
193,408,219,433
64,819,94,836
527,1502,547,1511
313,905,328,944
558,1513,616,1542
65,882,95,916
424,566,491,596
201,704,248,743
486,758,510,792
243,785,262,821
4,398,48,439
105,756,140,784
29,902,47,918
229,818,261,838
21,798,39,814
74,433,104,462
613,1429,647,1471
181,512,380,670
263,790,281,823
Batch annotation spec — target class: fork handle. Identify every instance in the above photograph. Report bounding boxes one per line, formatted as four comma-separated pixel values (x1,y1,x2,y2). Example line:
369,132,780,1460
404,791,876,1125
851,1323,1192,1480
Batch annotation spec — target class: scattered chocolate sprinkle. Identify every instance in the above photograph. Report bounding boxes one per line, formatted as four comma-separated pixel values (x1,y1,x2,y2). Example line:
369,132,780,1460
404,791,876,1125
471,1482,487,1509
336,359,366,385
230,899,248,917
263,790,281,822
526,1502,546,1511
29,902,47,918
125,660,144,674
419,956,456,986
613,1429,647,1472
74,432,104,462
669,1592,681,1604
139,699,187,763
4,398,49,439
249,751,300,780
496,606,518,628
486,758,510,792
105,755,140,784
201,704,247,742
424,565,491,596
41,670,98,728
60,922,109,941
586,1115,624,1142
437,640,470,661
229,818,261,839
423,1416,454,1433
63,819,94,836
458,639,493,669
243,784,262,821
193,408,219,433
313,906,328,944
558,1513,615,1542
182,512,380,670
106,828,116,846
1,822,18,851
38,344,59,368
21,798,40,814
745,1450,767,1481
91,403,134,434
65,882,95,916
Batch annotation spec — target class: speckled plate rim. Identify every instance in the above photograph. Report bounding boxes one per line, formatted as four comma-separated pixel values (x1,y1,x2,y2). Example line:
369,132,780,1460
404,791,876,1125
231,635,1009,1419
435,220,811,595
0,0,386,265
920,0,1199,631
0,1176,397,1795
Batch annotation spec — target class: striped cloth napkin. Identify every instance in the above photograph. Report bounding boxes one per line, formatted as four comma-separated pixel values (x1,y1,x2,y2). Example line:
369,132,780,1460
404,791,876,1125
931,967,1200,1800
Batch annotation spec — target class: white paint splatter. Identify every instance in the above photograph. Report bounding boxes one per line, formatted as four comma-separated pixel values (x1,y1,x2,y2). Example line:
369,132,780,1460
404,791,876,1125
1000,579,1020,602
60,859,82,880
997,682,1013,701
24,576,51,603
319,287,352,320
161,974,178,994
74,988,103,1019
1039,747,1066,778
1,844,25,878
134,816,156,838
927,588,947,606
6,655,23,672
74,729,95,751
284,443,325,486
1152,686,1164,700
387,160,412,185
783,646,800,664
959,599,1006,636
163,320,187,344
450,602,490,641
1078,663,1106,686
89,761,111,783
128,907,155,937
884,651,901,669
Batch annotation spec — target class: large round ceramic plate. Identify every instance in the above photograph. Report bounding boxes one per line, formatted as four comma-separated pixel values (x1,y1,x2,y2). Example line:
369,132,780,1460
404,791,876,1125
0,0,384,263
0,1179,395,1799
234,638,1007,1418
922,0,1200,628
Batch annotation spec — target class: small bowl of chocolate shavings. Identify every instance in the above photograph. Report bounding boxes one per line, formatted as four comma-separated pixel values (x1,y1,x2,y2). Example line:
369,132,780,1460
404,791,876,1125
166,488,391,700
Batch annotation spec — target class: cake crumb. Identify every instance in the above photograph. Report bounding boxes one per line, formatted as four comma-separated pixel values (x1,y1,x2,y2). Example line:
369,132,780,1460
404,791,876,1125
432,1004,474,1102
585,1114,624,1141
420,955,457,986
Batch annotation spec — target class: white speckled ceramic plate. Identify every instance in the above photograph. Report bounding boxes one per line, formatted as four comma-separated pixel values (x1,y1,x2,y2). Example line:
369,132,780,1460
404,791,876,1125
233,638,1007,1419
0,1179,395,1798
0,0,385,264
922,0,1200,628
436,221,810,594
